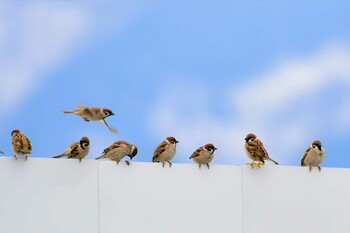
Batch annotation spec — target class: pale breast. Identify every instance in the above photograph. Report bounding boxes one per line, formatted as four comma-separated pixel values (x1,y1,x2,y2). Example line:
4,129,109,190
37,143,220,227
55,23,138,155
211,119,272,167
157,145,176,161
304,148,325,166
193,151,214,164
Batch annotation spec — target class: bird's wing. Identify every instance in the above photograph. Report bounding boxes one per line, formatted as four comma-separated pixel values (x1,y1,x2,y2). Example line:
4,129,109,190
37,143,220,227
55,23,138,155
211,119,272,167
301,147,311,166
247,140,267,162
190,148,201,159
152,141,167,162
67,142,80,159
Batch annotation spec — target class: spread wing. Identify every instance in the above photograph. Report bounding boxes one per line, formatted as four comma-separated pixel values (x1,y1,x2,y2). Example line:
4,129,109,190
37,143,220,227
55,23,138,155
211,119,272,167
152,141,167,162
301,147,311,166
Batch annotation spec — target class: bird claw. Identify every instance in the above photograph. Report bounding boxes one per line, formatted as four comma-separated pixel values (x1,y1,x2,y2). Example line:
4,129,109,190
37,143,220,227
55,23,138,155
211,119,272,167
247,161,264,168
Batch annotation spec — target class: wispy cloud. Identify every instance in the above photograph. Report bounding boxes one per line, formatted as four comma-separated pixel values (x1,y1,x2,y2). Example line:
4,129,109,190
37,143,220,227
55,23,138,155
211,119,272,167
148,42,350,165
0,1,146,119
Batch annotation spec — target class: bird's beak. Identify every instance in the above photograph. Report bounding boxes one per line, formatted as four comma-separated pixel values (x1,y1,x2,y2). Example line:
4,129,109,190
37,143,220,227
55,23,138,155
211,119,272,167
244,138,248,142
175,140,179,144
111,112,115,116
130,156,133,160
214,147,218,151
317,145,322,151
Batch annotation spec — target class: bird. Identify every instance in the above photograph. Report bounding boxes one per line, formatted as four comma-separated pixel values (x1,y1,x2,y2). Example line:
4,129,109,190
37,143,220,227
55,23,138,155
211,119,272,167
152,136,179,167
189,143,217,169
63,104,117,133
53,136,90,162
11,129,32,160
301,140,325,172
0,150,3,154
95,140,138,166
244,133,278,168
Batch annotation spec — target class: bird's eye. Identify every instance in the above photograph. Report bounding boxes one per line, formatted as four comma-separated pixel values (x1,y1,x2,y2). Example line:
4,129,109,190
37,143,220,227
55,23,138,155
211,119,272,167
312,145,316,148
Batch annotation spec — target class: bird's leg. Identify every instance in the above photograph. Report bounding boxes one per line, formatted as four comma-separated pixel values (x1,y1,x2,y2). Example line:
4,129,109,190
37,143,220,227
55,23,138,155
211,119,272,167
206,163,210,169
116,161,120,165
14,154,17,160
167,161,172,168
125,160,130,166
317,166,321,172
25,155,28,161
198,163,202,169
161,161,166,167
79,158,82,163
309,166,312,172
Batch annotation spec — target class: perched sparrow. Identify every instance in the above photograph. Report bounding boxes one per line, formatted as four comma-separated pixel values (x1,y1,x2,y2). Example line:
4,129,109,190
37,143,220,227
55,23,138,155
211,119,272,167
53,136,90,162
11,129,32,160
189,143,217,169
63,104,117,133
95,140,138,166
301,140,325,172
152,136,179,167
244,133,278,167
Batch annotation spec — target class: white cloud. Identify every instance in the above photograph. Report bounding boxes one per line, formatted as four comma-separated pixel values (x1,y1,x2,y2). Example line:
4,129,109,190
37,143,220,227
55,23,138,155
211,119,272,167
0,1,146,119
148,42,350,166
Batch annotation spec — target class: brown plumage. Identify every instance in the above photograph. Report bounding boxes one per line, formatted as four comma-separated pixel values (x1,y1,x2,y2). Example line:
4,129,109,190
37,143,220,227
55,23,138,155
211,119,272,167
53,136,90,162
11,129,32,160
244,133,278,167
189,143,217,169
301,140,325,172
152,136,179,167
63,104,117,133
95,140,138,166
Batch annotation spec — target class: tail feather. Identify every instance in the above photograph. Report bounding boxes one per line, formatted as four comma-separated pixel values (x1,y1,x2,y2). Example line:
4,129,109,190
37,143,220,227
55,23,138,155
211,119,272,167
269,158,279,165
63,110,76,114
53,154,66,159
95,155,105,160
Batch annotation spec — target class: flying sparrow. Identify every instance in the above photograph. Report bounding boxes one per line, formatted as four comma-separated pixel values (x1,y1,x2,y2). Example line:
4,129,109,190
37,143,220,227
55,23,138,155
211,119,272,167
301,140,325,172
53,136,90,162
244,133,278,168
11,129,32,160
152,136,179,167
95,140,138,166
63,104,117,133
189,143,217,169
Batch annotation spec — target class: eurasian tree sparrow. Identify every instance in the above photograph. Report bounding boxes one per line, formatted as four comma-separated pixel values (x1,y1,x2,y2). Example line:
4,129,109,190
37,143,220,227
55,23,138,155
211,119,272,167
95,140,138,166
63,104,117,133
301,140,325,172
189,143,217,169
152,136,179,167
11,129,32,160
244,133,278,167
53,136,90,162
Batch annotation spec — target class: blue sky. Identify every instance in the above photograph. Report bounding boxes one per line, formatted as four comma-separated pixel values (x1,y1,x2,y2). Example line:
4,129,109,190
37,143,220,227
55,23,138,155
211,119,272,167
1,1,350,168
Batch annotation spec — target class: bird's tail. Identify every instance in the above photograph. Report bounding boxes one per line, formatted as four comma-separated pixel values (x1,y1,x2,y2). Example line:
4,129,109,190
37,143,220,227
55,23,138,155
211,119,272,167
95,155,105,160
53,154,66,159
63,110,76,114
269,158,279,165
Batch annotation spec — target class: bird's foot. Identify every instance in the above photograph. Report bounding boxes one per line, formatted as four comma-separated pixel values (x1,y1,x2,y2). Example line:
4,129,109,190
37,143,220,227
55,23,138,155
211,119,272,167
14,155,17,160
167,161,172,168
317,166,321,172
206,163,210,169
247,161,264,168
161,161,166,167
125,160,130,166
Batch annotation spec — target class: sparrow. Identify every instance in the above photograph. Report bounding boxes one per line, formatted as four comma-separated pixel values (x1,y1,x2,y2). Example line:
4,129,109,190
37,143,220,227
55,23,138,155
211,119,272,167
244,133,278,168
63,104,117,133
53,136,90,162
301,140,325,172
152,136,179,167
189,143,217,169
95,140,138,166
11,129,32,160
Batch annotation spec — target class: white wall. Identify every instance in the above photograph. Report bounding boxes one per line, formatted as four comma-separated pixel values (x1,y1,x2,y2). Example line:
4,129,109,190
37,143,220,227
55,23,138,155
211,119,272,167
0,157,349,233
